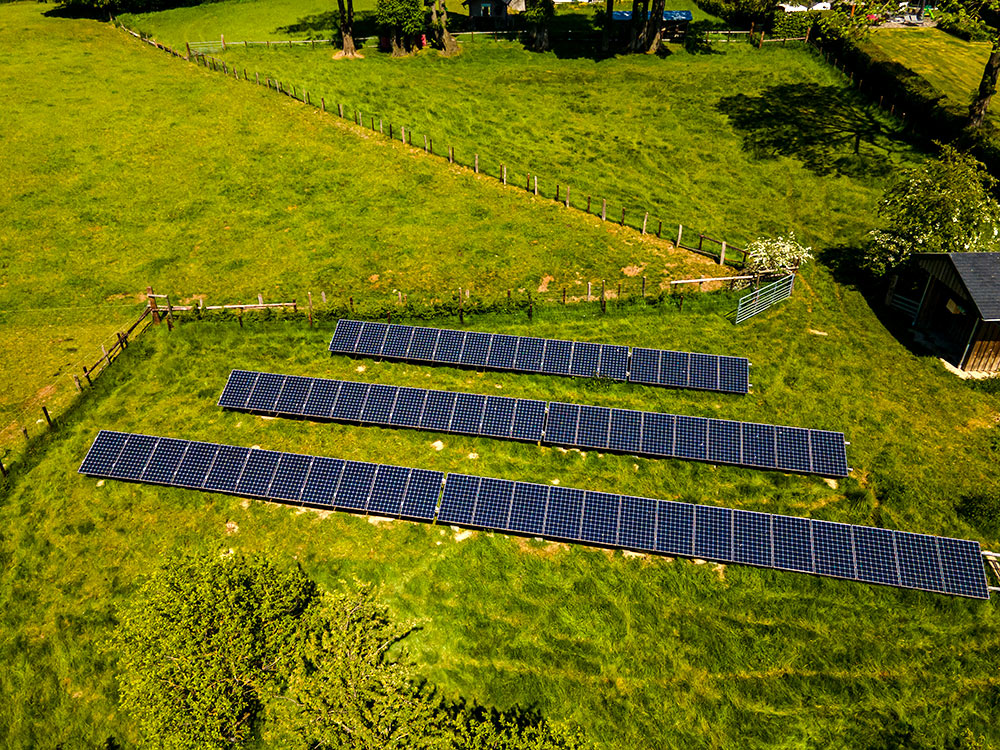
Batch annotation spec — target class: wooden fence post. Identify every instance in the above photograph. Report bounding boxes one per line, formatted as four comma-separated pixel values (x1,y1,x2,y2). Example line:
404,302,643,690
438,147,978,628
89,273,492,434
307,292,314,327
0,457,6,479
565,186,570,208
42,406,52,428
601,280,606,313
587,282,592,301
642,212,648,235
719,241,727,265
424,135,428,151
534,176,538,195
475,154,479,173
601,199,606,221
620,208,625,225
83,366,92,386
657,220,662,237
502,165,506,185
349,296,354,313
562,288,566,304
147,286,161,324
73,374,83,392
186,42,191,59
677,224,683,247
587,196,591,212
164,295,174,331
642,276,646,297
556,184,560,202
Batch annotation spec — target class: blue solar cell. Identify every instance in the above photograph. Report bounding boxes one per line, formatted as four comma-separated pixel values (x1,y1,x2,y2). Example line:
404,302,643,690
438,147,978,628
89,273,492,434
110,434,159,480
401,468,443,520
810,431,848,477
541,340,573,376
472,477,515,529
544,402,579,445
675,416,708,461
511,399,546,442
408,327,441,361
140,437,188,485
236,450,282,497
569,342,600,378
580,491,620,546
218,370,258,409
719,357,749,394
356,322,389,356
420,390,457,432
433,329,466,364
854,526,899,586
450,392,487,435
269,453,313,502
694,505,733,562
246,373,286,412
329,319,364,353
367,464,411,516
507,482,549,535
80,430,127,477
204,446,249,494
776,427,811,473
381,325,414,359
274,375,312,415
598,345,629,381
895,531,946,592
486,334,519,369
629,348,660,385
656,500,694,556
513,337,545,372
361,384,398,425
576,406,611,449
707,419,741,465
659,351,690,389
438,474,480,525
733,510,771,567
640,412,675,457
772,515,813,572
743,423,777,468
335,461,377,512
330,381,368,422
544,486,584,540
460,331,492,367
618,495,657,551
299,457,345,506
173,442,218,489
608,409,642,454
391,388,426,428
938,537,989,599
302,379,340,419
813,520,855,579
480,396,516,439
689,353,719,391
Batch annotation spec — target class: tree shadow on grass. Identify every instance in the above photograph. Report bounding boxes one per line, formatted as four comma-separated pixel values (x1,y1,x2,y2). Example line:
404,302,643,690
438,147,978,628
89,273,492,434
275,11,380,41
717,82,911,179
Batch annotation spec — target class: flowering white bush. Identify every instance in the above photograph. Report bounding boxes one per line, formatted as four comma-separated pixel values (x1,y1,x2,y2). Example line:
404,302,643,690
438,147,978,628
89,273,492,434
743,232,813,273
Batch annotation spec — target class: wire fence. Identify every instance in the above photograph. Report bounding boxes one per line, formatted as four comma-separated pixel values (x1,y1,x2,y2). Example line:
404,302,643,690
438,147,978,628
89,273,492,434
734,273,795,324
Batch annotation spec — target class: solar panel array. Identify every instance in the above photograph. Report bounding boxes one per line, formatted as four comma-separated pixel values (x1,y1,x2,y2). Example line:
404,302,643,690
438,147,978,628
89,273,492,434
219,370,850,477
328,320,749,395
79,430,990,600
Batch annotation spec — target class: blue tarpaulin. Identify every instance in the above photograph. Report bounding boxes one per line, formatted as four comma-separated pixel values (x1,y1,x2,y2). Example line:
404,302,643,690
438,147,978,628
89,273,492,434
611,9,693,21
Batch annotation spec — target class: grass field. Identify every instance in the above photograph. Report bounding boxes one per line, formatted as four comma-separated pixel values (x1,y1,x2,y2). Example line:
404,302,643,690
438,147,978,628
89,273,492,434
2,266,1000,748
867,28,991,120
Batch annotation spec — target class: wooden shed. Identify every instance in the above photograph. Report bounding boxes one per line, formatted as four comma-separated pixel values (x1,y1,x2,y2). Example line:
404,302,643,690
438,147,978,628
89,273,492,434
907,253,1000,373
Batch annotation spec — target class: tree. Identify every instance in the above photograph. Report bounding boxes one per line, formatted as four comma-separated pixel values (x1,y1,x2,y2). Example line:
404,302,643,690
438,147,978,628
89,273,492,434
113,553,317,749
523,0,555,52
639,0,666,52
970,34,1000,128
376,0,426,55
743,232,813,273
865,145,1000,275
449,706,588,750
427,0,459,55
337,0,358,56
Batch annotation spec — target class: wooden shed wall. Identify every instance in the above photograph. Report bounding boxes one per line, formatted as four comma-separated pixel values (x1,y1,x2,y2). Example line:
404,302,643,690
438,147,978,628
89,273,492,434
966,321,1000,373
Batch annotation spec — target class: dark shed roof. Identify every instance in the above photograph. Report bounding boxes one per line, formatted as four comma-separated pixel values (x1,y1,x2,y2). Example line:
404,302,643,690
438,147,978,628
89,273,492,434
916,253,1000,321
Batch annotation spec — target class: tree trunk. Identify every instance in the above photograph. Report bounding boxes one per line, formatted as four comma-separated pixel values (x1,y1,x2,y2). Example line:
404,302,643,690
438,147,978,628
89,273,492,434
602,0,614,51
434,0,460,55
629,0,647,51
969,34,1000,129
390,27,405,56
643,0,665,52
531,23,550,51
338,0,357,55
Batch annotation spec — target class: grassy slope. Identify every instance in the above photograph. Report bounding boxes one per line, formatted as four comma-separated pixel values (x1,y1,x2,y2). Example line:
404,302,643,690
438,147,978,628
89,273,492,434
867,28,991,120
2,271,1000,748
0,2,714,435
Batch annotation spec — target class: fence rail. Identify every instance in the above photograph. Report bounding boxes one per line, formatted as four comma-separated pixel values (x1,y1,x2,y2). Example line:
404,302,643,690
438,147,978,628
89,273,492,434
735,273,795,324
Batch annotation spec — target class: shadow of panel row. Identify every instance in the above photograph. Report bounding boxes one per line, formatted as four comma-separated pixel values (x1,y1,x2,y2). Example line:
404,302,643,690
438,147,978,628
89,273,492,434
78,431,989,600
328,319,750,395
218,370,850,477
78,430,443,521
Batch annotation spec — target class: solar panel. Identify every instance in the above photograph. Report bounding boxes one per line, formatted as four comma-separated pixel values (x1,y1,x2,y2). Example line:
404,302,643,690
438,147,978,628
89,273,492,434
544,402,579,445
80,434,990,599
576,406,611,450
330,381,367,422
580,491,620,546
328,319,363,353
328,321,748,393
640,412,675,457
544,486,584,541
608,409,642,454
511,399,546,442
450,392,487,435
507,482,549,536
360,384,397,425
421,390,456,432
707,419,741,465
472,477,515,529
480,396,516,439
218,370,258,409
743,423,777,469
811,431,849,477
438,473,479,525
569,342,600,378
274,375,312,415
299,456,344,506
776,427,811,474
302,379,340,419
246,372,285,412
391,388,426,428
675,416,708,461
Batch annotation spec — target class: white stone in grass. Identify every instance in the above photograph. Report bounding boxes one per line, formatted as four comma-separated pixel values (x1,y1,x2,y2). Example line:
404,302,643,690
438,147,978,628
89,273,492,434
356,365,366,373
368,516,392,525
454,530,474,542
36,418,44,425
808,329,829,337
251,445,261,450
431,440,445,451
824,478,839,490
467,452,479,459
622,550,646,558
633,464,640,472
551,479,560,485
495,383,503,389
96,480,105,487
260,416,277,421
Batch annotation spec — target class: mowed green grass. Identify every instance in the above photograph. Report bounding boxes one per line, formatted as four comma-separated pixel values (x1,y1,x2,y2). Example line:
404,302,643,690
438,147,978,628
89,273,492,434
2,262,1000,748
867,28,991,120
0,3,714,442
